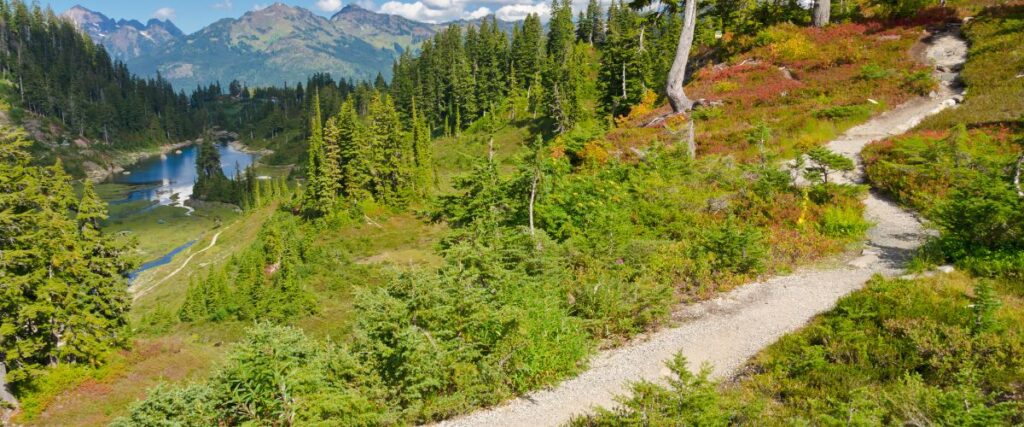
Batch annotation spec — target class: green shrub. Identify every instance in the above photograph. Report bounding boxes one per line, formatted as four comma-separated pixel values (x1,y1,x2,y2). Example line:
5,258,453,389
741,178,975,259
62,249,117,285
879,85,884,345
869,0,936,18
901,70,935,96
691,106,725,121
930,177,1024,263
698,219,768,275
111,384,216,427
817,205,871,238
859,63,893,80
568,354,757,426
813,104,872,120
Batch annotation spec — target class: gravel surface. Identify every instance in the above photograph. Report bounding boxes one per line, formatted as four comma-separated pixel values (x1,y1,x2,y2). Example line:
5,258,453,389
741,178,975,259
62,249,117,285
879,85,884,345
433,28,968,427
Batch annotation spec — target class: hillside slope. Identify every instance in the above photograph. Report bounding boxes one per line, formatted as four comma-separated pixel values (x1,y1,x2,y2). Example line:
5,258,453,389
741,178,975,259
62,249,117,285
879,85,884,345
437,28,968,427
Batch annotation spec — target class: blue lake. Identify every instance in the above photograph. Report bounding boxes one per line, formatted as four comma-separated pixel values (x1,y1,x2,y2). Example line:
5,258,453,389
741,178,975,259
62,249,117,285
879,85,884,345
110,143,259,210
112,143,259,281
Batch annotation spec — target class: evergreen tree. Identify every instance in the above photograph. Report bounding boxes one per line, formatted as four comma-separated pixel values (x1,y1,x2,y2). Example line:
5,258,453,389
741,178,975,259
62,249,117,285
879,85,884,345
544,0,584,133
0,126,134,392
600,0,647,115
193,141,233,203
301,93,334,217
333,99,373,201
585,0,607,44
411,99,434,197
367,94,416,206
511,14,544,94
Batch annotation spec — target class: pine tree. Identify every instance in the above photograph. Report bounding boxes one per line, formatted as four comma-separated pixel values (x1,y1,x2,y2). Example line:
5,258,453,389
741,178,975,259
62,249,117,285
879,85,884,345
600,0,647,115
544,0,583,133
302,92,334,217
333,99,373,201
411,99,434,197
367,94,415,206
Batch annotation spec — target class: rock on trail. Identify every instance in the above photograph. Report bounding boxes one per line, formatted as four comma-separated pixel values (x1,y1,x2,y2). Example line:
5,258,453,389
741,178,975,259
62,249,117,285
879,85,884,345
433,25,967,427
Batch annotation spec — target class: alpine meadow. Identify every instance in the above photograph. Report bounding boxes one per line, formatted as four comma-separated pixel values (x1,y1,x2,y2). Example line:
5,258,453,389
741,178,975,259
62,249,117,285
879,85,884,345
0,0,1022,425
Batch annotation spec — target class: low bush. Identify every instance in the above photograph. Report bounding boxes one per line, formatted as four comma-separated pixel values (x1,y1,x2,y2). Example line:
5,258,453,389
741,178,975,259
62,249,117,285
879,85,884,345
574,275,1024,425
817,205,872,238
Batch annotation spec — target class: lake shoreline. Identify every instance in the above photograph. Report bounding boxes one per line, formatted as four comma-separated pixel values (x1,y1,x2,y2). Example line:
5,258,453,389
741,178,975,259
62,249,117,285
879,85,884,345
84,140,196,183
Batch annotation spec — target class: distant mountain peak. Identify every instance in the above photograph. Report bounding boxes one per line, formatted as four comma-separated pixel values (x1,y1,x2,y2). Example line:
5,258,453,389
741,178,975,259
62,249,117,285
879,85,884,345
62,6,184,61
339,4,370,13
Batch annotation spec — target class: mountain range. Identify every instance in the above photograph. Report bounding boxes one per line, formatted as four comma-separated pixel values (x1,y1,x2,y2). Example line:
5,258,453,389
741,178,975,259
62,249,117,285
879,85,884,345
63,3,517,90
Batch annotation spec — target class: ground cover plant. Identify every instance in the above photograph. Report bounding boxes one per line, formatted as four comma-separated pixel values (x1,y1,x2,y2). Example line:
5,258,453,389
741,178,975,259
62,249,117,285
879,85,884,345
572,4,1024,426
602,17,945,162
570,274,1024,426
864,3,1024,278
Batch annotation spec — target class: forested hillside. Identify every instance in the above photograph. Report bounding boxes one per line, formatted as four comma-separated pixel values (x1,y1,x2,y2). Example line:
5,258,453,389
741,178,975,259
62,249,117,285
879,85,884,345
0,0,204,149
2,0,1022,424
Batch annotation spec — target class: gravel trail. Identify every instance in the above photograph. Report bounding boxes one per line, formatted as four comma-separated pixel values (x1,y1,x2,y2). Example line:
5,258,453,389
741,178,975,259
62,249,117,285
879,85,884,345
434,27,967,427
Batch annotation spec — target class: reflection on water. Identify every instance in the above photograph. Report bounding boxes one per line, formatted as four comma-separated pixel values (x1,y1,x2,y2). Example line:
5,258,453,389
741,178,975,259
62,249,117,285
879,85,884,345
109,143,259,211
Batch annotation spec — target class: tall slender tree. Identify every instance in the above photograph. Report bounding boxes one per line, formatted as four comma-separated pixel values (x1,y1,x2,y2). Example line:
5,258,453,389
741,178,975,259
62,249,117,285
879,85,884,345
302,92,334,217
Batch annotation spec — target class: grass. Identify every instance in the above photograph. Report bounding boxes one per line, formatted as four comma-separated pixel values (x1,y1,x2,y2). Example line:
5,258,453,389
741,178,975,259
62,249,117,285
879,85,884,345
14,337,223,426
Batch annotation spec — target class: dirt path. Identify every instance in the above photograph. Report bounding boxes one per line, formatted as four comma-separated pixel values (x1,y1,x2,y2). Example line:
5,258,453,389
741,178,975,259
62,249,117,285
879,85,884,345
130,226,228,302
434,27,967,427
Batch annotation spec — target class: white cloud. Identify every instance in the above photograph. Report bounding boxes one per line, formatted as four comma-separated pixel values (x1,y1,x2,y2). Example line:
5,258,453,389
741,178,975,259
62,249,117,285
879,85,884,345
152,7,176,20
379,1,458,22
315,0,344,12
252,3,269,10
381,0,549,23
495,2,550,21
465,6,492,18
212,0,233,10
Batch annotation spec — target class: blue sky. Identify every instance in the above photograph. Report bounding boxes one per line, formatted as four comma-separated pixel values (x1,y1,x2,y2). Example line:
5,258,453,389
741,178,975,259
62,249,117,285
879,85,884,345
41,0,557,33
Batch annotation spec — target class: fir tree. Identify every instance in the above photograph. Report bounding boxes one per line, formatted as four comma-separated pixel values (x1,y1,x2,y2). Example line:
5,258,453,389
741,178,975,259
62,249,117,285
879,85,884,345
1,126,134,390
544,0,584,133
302,92,334,217
411,99,434,197
600,0,647,115
368,94,416,206
333,99,373,201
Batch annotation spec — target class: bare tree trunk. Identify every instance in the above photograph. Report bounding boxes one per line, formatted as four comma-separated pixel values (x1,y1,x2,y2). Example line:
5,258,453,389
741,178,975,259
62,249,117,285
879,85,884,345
687,119,696,158
529,171,539,236
1014,153,1024,198
666,0,698,113
621,63,627,100
813,0,831,27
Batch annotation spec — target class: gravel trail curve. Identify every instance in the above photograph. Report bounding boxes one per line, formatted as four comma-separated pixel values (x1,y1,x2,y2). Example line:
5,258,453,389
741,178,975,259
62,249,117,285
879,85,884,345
434,27,967,427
